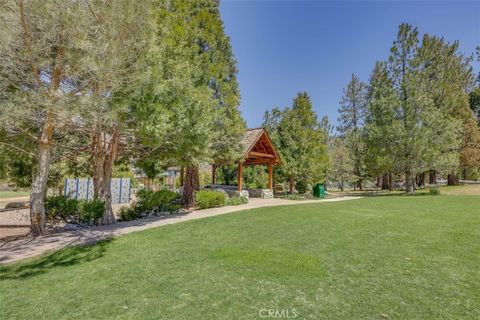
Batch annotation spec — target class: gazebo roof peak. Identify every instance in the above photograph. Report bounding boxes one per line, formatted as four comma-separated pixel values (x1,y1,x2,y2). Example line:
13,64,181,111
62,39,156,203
211,128,280,191
239,128,280,165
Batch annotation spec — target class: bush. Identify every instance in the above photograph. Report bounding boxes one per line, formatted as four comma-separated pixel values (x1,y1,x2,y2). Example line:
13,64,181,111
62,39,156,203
195,190,226,209
136,189,178,212
45,196,81,224
118,206,139,221
283,193,315,200
79,198,106,225
225,196,248,206
45,196,106,225
429,187,440,195
296,180,308,194
120,189,179,221
283,194,305,200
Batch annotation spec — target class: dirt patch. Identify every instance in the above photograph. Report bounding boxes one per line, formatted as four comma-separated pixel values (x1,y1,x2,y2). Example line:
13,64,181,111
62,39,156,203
0,203,130,240
441,184,480,195
0,227,30,240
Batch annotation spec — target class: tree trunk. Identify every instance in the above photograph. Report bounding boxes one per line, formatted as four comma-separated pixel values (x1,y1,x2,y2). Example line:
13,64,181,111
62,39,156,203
447,173,459,186
289,175,295,194
388,172,393,191
30,123,54,236
416,172,425,188
183,165,199,206
405,170,415,193
179,166,184,186
429,170,437,185
92,125,119,225
381,173,389,190
339,180,344,191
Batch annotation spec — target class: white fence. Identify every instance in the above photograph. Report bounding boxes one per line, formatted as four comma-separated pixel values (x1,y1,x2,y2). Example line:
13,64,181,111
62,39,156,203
64,178,131,204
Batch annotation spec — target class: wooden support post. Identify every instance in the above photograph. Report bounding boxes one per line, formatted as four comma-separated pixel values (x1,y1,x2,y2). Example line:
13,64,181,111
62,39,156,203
237,162,243,191
268,162,273,190
211,164,216,186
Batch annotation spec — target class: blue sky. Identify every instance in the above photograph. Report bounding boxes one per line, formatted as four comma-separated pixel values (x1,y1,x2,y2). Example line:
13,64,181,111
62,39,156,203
220,0,480,128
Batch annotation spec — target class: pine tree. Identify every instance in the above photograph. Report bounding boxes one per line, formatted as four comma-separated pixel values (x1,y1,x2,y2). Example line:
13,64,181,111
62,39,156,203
264,92,329,192
470,46,480,123
416,34,475,185
364,62,399,190
470,88,480,123
337,73,367,190
137,0,244,206
0,0,88,234
81,1,151,224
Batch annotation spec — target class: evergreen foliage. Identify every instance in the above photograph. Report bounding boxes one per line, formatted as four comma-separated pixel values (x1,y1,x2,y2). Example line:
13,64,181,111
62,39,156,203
337,74,368,189
263,92,329,191
135,0,244,205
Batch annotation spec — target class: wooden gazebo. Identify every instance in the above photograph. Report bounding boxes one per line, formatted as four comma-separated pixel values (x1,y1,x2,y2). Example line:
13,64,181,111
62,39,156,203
212,128,281,191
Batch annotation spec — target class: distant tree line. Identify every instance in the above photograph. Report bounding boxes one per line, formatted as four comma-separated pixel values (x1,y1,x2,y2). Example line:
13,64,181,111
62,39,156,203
332,23,480,192
262,23,480,193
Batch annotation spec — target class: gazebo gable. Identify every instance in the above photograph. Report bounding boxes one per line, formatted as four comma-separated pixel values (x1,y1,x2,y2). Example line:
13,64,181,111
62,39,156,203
240,128,280,165
211,128,280,192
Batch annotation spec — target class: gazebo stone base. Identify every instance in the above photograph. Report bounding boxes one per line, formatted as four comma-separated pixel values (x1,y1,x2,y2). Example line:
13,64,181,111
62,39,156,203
236,190,249,199
248,189,274,199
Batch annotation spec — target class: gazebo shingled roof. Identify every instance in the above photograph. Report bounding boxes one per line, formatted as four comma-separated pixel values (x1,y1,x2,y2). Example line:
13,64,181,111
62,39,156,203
240,128,264,155
239,128,280,165
212,128,280,191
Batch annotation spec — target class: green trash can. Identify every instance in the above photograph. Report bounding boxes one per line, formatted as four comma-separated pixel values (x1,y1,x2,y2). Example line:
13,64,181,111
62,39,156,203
313,183,325,198
319,184,325,198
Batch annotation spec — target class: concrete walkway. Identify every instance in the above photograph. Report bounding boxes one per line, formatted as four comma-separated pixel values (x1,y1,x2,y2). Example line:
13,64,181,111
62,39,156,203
0,196,361,265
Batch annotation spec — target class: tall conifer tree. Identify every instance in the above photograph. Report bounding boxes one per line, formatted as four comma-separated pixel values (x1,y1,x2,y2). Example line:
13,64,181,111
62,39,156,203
137,0,244,205
337,73,367,190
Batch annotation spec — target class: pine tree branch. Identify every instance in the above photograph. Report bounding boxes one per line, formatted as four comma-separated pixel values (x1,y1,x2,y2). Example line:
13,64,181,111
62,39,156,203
18,0,44,90
0,141,35,157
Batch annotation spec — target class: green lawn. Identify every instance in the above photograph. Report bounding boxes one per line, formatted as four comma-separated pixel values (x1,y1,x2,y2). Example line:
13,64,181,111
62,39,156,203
0,191,29,199
1,196,479,319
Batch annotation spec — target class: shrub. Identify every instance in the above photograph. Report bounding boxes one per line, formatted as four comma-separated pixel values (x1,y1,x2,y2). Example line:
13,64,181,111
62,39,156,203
283,193,315,200
225,196,248,206
119,206,139,221
79,198,106,225
195,190,226,209
429,187,440,195
45,196,106,225
45,196,80,224
283,194,305,200
296,180,308,194
467,170,479,181
136,189,178,213
120,189,179,221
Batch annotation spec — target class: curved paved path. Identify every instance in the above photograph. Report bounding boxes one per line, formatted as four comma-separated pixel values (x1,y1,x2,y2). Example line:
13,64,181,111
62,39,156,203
0,196,361,265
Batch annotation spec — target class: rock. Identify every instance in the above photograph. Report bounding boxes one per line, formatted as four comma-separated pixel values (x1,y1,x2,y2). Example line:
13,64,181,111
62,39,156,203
261,189,274,199
247,189,273,199
237,190,249,199
0,183,12,192
129,192,137,204
63,223,79,231
5,202,28,209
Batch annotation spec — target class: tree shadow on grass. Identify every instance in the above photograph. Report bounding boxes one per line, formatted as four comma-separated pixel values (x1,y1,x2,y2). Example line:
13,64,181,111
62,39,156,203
0,238,114,280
